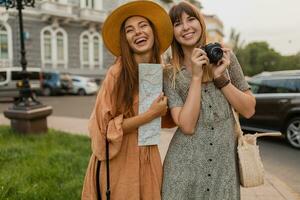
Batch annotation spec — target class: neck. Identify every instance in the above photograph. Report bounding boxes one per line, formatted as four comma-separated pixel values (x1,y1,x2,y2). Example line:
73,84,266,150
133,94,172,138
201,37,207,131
134,51,152,64
182,45,195,69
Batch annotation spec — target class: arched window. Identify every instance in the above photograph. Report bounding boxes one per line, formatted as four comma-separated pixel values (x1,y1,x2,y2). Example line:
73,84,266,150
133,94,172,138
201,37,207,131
41,27,68,69
0,24,8,60
80,31,103,69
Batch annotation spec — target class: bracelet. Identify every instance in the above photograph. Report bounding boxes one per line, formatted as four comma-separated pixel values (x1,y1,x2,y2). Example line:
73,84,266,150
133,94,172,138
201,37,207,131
213,73,231,89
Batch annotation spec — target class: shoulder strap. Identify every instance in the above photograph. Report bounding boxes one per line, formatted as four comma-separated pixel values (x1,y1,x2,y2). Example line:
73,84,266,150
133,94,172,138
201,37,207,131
95,129,111,200
105,139,111,200
96,160,102,200
231,107,243,138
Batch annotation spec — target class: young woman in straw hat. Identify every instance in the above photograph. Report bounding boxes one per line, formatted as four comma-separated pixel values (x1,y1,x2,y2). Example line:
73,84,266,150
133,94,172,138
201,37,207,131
162,2,255,200
81,1,173,200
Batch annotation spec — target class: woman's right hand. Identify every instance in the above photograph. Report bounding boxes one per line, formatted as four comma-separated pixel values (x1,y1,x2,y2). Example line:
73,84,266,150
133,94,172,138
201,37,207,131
191,48,209,79
147,93,168,119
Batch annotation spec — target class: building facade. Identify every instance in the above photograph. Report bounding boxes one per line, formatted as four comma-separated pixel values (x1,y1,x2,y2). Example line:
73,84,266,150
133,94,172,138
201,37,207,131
0,0,223,81
204,14,224,44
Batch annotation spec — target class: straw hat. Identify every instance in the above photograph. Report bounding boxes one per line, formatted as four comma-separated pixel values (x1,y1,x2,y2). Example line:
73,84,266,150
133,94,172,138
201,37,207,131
102,0,173,56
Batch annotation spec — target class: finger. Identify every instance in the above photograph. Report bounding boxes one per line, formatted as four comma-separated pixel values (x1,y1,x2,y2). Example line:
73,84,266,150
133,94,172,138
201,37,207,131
155,94,162,103
158,92,164,101
193,48,206,57
217,59,223,66
223,50,231,58
197,54,209,61
162,96,168,104
195,59,209,66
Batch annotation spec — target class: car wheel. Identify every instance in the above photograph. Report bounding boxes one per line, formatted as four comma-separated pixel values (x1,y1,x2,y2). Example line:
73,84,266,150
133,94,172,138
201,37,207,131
42,87,52,96
78,89,86,96
285,117,300,149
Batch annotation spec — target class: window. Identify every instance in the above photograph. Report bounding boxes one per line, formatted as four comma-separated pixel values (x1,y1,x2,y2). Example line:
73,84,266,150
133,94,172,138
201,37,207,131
80,31,103,69
11,71,23,81
57,32,64,61
83,35,89,62
252,78,300,94
0,25,8,60
44,31,52,61
41,27,68,68
84,0,95,9
0,71,7,82
72,78,80,82
29,72,41,80
93,36,99,62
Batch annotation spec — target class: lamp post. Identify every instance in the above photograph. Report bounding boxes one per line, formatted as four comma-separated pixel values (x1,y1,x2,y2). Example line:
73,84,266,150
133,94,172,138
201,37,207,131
1,0,52,133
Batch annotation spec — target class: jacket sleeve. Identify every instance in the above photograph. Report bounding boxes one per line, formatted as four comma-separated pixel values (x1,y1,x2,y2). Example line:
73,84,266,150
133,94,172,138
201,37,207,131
88,65,124,161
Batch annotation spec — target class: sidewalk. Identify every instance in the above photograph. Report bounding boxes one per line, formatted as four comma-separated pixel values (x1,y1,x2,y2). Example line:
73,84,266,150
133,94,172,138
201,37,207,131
1,114,299,200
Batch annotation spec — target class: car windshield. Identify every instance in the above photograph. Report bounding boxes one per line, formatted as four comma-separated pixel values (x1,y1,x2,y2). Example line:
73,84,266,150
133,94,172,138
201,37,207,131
0,72,7,82
249,77,300,94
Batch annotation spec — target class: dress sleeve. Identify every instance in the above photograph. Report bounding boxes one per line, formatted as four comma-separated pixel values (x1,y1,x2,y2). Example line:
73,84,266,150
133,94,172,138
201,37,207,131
163,69,184,109
228,52,251,92
88,66,124,161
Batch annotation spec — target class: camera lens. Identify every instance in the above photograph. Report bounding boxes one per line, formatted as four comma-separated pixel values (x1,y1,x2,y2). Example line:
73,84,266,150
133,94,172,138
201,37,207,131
204,43,223,64
210,47,223,64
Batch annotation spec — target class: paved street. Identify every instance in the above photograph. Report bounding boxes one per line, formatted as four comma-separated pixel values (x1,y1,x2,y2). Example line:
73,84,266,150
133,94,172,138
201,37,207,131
1,95,299,194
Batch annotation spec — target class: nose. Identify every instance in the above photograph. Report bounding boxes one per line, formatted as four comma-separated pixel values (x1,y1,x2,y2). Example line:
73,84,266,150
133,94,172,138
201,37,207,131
134,27,142,35
182,21,190,31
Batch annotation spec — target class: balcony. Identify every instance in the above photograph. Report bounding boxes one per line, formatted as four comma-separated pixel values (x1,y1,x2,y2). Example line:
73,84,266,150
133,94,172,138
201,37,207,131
206,23,224,36
39,1,76,22
79,8,106,24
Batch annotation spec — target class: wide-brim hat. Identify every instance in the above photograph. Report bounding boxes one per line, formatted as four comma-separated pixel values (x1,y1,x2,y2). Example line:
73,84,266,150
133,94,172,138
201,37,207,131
102,0,173,56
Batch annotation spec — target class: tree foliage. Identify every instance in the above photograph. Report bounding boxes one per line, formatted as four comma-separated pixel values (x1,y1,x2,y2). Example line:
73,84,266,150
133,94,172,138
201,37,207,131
230,29,300,76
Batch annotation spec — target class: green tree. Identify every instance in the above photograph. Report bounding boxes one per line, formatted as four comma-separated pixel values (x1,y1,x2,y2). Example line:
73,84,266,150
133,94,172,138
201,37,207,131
237,42,281,76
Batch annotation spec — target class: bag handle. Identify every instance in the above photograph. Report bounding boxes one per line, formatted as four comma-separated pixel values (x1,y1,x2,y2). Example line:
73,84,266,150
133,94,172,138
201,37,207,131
231,107,281,139
254,132,282,138
231,107,243,138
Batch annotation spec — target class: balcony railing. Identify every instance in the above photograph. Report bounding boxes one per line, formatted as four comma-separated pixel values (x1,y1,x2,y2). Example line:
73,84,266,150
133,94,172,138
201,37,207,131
39,1,76,20
79,8,106,23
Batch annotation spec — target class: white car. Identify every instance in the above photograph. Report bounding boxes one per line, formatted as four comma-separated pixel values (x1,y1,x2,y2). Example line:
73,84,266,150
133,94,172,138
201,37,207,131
71,75,99,96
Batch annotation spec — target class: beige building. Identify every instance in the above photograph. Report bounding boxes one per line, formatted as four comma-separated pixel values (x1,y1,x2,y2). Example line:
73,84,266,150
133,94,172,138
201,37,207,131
204,14,224,44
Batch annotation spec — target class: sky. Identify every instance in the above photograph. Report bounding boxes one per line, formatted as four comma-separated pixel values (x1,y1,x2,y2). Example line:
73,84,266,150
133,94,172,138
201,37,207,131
200,0,300,55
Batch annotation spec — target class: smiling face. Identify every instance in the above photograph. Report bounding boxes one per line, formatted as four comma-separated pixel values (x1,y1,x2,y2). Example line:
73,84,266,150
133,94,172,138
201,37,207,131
173,12,202,48
124,16,155,55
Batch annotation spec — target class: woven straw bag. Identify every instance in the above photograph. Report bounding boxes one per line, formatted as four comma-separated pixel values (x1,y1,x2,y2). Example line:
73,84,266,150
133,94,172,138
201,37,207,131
232,109,281,187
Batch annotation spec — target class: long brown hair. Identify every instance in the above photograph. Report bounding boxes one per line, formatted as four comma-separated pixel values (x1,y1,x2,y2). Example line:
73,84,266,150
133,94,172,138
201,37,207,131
169,1,212,87
114,17,161,117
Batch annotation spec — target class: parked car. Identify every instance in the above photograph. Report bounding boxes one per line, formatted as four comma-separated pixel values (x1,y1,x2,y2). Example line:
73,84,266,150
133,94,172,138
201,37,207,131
71,75,98,96
240,70,300,148
41,71,73,96
0,67,42,100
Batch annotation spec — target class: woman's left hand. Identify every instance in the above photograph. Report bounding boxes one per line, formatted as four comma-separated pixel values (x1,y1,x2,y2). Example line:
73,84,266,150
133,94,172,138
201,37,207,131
211,48,231,79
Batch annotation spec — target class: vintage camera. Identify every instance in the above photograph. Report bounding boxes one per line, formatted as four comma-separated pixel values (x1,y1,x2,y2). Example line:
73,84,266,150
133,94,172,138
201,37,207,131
202,43,223,64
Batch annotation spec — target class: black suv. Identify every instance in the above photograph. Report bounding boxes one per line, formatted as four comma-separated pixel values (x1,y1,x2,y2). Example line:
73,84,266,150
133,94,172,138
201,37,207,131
240,70,300,148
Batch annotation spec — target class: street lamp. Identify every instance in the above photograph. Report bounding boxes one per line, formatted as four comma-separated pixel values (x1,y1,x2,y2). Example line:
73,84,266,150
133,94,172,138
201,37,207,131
4,0,40,108
1,0,52,133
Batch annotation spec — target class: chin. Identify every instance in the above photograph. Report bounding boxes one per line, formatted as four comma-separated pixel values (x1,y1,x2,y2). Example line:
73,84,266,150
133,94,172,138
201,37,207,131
134,47,152,54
